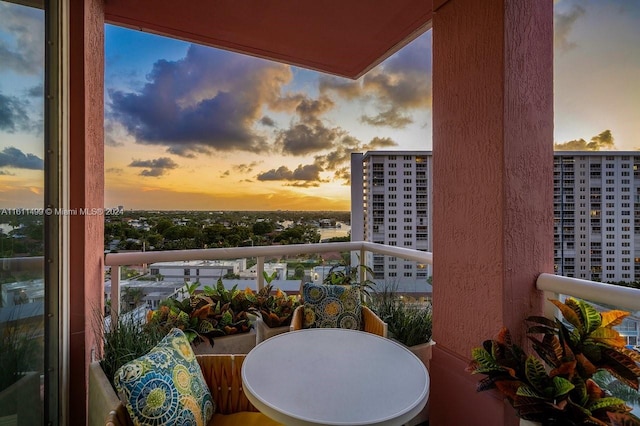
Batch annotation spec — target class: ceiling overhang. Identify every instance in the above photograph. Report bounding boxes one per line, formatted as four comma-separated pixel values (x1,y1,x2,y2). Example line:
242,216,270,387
104,0,433,79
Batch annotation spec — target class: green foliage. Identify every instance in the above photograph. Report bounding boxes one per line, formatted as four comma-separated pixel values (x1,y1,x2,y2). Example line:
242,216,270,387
252,221,275,235
120,286,145,313
103,210,349,252
245,284,300,328
263,271,277,285
185,281,199,296
369,288,432,347
593,371,640,408
272,224,320,244
528,299,640,391
293,264,305,279
98,313,166,391
323,263,376,301
145,279,253,347
468,299,640,425
323,236,350,243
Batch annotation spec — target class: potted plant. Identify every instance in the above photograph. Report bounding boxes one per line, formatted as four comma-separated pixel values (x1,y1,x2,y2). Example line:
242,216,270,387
370,288,433,347
467,298,640,426
369,288,433,426
246,272,300,343
145,279,255,354
323,262,376,302
89,310,165,426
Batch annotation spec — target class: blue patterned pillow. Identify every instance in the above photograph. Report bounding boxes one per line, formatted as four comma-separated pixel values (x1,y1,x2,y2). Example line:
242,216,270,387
114,328,214,425
302,283,362,330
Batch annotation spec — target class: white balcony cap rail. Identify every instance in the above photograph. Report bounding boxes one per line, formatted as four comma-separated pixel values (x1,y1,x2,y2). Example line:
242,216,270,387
104,241,433,316
537,272,640,313
104,241,432,266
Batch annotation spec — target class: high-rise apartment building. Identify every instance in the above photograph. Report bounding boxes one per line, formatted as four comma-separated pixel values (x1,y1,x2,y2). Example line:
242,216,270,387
352,151,640,286
554,152,640,282
351,151,433,292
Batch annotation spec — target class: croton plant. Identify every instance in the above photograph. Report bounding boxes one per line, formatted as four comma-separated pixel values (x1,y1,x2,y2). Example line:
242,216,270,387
145,279,253,346
467,298,640,426
245,284,300,328
145,277,300,346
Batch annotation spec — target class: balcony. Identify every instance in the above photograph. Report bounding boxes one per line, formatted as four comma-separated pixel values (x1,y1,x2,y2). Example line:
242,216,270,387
31,2,562,425
95,244,640,424
104,241,433,315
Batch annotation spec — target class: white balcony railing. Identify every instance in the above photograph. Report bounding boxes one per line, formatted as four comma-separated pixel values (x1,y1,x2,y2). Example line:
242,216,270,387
536,273,640,318
104,241,433,316
103,242,640,320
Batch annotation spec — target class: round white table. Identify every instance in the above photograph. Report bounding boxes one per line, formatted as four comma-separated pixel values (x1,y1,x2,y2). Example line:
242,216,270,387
241,328,430,426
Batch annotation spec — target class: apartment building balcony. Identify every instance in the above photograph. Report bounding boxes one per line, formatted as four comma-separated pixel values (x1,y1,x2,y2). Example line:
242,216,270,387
95,245,640,425
38,2,565,425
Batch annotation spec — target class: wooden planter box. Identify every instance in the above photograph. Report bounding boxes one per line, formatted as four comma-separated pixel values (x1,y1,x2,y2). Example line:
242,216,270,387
89,362,122,426
191,329,257,355
255,317,289,344
405,340,435,426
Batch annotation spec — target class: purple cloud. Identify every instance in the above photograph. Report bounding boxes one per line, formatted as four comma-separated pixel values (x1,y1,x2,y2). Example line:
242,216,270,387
108,44,292,156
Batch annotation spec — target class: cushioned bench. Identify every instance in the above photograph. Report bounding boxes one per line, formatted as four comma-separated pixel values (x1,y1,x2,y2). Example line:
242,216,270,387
105,354,282,426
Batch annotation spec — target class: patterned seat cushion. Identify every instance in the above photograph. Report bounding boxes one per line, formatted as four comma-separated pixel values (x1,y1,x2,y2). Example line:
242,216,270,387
114,328,214,426
302,283,362,330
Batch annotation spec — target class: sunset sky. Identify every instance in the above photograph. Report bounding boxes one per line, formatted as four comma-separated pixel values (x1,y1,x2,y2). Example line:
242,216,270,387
1,0,639,211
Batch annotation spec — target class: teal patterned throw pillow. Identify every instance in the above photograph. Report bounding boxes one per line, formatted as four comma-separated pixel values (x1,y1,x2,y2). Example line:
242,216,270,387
114,328,214,426
302,283,362,330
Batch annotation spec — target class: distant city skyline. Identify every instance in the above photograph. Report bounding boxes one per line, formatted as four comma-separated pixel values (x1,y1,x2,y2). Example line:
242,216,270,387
1,0,639,211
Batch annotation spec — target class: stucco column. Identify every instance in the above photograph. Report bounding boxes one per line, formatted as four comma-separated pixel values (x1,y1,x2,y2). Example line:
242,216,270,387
68,0,104,424
430,1,553,425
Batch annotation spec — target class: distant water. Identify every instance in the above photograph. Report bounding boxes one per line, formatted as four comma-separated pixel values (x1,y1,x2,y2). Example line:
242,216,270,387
280,220,351,240
318,222,350,240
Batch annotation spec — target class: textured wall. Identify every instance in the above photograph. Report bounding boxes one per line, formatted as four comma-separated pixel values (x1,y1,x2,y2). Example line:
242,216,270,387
430,0,553,424
68,0,105,424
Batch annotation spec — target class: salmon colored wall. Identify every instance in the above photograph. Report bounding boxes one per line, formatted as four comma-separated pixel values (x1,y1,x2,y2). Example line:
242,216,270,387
68,0,104,424
103,0,432,79
430,0,553,425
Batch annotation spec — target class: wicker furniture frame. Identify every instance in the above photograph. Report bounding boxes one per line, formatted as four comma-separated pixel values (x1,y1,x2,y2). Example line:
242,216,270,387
289,305,388,337
105,354,259,426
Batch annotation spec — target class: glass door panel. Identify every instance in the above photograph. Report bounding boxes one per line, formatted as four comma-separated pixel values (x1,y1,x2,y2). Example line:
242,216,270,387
0,1,45,424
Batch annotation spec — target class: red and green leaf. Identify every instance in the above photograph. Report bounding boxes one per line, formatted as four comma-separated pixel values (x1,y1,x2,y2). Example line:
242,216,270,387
601,310,629,328
525,356,549,393
576,299,602,335
551,298,583,330
590,327,627,348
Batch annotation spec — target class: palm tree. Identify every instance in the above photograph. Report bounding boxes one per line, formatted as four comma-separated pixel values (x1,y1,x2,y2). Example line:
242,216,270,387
593,368,640,407
121,287,144,312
